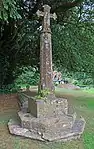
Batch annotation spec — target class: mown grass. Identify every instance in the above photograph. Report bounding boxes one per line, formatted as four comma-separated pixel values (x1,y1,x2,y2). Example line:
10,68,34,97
0,88,94,149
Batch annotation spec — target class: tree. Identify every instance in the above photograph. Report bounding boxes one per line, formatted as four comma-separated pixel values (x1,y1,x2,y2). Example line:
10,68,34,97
0,0,94,87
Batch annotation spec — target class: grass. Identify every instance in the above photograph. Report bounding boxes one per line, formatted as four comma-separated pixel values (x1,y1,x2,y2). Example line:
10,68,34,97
83,88,94,94
0,88,94,149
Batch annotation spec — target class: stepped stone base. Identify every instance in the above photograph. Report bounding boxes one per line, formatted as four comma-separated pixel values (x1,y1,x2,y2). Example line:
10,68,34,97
8,118,85,142
8,92,85,142
18,111,76,134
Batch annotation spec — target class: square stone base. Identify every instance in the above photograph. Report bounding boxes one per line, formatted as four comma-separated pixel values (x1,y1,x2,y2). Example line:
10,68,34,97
28,97,68,118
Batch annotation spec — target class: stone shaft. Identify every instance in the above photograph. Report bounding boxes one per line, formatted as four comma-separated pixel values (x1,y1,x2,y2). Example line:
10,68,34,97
40,32,53,91
37,5,57,92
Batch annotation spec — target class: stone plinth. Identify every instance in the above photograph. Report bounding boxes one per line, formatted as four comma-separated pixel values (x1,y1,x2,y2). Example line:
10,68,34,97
8,117,85,142
18,111,75,134
7,91,85,142
28,97,68,118
8,92,86,141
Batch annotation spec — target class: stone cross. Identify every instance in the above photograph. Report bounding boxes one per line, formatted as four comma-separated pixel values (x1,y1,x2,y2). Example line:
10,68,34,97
37,5,57,93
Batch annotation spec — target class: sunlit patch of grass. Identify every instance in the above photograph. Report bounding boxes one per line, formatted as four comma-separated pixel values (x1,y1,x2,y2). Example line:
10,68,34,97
55,87,94,98
83,88,94,94
72,96,94,111
84,132,94,149
85,99,94,110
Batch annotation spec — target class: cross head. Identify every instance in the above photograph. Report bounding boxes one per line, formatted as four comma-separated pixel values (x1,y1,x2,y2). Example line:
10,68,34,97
36,5,57,32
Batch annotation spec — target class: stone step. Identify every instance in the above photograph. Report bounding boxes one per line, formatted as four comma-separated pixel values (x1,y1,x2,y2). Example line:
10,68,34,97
42,118,85,141
18,111,76,133
8,119,44,141
8,117,85,142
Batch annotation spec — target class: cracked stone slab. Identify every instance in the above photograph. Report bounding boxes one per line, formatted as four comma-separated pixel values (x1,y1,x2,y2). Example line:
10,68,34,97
41,118,86,141
8,119,44,141
18,111,75,133
8,118,85,142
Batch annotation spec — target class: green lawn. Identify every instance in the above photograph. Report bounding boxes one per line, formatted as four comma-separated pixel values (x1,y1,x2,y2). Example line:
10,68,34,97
0,88,94,149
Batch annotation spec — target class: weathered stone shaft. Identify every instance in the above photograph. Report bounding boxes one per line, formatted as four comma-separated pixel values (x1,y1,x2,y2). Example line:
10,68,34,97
37,5,57,92
40,31,54,91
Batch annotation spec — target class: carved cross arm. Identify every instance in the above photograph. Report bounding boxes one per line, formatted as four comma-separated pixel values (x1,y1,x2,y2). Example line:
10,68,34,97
50,13,57,20
36,10,44,17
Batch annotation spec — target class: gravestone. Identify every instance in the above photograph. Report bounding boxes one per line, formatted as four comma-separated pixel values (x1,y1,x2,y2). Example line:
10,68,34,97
8,5,85,142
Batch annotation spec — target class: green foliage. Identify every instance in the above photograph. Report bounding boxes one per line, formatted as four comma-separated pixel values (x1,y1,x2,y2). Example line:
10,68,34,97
0,19,40,86
39,89,50,98
0,0,94,86
0,84,20,94
35,89,50,99
0,66,39,93
15,66,40,87
61,71,94,87
84,133,94,149
52,20,94,73
35,94,43,100
0,0,21,21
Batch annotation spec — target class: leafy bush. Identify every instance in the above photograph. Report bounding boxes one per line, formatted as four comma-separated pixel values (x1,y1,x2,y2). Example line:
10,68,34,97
61,71,94,87
15,66,40,87
0,84,20,94
0,66,39,94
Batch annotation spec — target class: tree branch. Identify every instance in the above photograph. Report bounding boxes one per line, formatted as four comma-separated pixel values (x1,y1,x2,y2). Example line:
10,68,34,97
52,0,84,12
